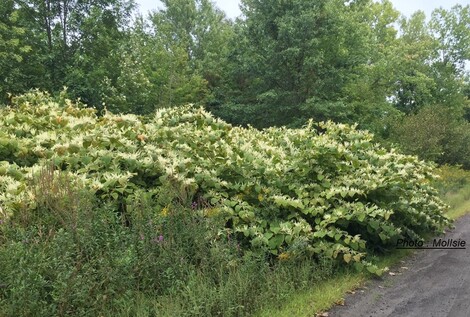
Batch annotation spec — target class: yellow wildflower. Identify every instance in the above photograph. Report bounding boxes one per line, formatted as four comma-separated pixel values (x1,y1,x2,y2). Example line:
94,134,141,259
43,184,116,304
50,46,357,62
278,252,290,261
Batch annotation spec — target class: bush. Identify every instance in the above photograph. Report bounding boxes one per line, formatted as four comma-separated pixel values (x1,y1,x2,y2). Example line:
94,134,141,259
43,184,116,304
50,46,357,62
0,91,450,274
0,91,453,315
390,105,470,169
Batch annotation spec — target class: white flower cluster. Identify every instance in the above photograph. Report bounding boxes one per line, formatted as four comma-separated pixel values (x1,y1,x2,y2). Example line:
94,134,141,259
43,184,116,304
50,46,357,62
0,92,450,267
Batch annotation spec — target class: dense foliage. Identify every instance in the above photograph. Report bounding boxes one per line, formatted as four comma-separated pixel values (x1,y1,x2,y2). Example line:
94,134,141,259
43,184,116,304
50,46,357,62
389,105,470,169
0,1,467,314
1,0,469,167
0,160,337,316
0,93,450,270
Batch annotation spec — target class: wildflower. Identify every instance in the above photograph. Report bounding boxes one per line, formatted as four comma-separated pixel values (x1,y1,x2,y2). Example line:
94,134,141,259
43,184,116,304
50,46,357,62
191,201,198,210
151,235,164,244
278,252,290,261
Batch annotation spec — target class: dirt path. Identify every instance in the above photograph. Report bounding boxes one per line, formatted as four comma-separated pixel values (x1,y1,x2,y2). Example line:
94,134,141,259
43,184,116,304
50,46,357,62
329,214,470,317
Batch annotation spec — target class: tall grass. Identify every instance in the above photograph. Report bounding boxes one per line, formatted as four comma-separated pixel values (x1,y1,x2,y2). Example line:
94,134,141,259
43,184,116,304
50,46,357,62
0,166,335,317
433,165,470,219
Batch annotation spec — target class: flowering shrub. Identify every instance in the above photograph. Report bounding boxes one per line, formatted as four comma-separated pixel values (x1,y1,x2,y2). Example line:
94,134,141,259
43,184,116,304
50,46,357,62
0,91,451,274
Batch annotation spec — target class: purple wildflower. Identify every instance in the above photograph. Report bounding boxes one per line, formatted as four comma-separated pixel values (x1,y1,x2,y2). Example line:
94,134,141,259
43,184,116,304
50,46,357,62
151,234,164,244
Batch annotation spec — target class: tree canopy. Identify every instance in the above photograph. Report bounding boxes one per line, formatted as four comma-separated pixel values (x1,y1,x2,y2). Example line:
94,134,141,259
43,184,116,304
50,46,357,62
1,0,469,166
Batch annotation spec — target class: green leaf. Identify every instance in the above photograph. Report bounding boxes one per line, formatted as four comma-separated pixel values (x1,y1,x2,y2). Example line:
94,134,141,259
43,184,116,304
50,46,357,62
264,232,274,240
353,262,364,272
285,235,293,244
379,232,388,242
268,234,285,249
357,212,366,222
369,220,379,230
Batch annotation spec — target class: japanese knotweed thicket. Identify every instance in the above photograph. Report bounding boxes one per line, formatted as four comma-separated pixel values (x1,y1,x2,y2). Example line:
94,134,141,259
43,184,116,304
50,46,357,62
0,92,450,274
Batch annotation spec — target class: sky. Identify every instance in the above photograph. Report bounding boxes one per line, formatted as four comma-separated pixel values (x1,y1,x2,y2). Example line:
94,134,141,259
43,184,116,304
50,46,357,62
135,0,470,20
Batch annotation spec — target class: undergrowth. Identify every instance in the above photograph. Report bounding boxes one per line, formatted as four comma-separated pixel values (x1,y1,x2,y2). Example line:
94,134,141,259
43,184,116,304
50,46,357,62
0,167,335,316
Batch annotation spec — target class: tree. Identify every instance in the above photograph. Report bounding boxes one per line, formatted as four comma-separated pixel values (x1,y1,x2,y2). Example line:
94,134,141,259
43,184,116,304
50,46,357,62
4,0,136,106
100,16,208,113
150,0,233,102
390,105,470,168
388,11,438,113
63,0,136,107
427,5,470,112
385,5,470,167
0,1,33,102
430,5,470,71
217,0,400,128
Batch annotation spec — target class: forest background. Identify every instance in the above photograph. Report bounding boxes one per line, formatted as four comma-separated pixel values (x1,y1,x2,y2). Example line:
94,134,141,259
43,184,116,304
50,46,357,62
1,0,470,167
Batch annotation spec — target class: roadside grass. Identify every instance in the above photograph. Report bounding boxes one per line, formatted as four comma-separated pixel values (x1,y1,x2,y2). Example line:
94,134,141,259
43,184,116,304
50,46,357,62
433,165,470,220
442,183,470,220
253,270,364,317
114,256,335,317
254,249,414,317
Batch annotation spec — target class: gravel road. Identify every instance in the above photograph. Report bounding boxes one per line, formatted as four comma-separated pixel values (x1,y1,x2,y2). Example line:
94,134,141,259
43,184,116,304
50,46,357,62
329,214,470,317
